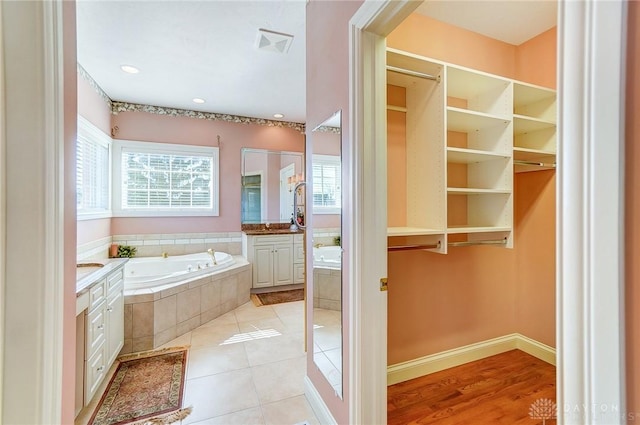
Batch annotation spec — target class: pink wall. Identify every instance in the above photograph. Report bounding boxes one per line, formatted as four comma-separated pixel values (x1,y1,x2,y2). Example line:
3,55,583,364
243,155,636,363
626,0,640,419
77,72,112,246
387,14,517,79
306,0,363,422
386,14,557,364
110,111,303,234
62,2,78,422
515,27,557,89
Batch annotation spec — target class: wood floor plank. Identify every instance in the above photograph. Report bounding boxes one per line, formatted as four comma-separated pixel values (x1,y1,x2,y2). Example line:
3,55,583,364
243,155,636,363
388,349,556,425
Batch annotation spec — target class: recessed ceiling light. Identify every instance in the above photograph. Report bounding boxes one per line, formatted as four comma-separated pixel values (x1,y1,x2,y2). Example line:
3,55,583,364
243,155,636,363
273,113,284,119
193,98,206,104
120,65,140,74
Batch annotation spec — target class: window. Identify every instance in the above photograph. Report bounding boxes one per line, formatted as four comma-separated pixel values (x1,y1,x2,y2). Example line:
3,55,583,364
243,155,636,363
112,140,219,217
77,116,111,219
312,154,341,214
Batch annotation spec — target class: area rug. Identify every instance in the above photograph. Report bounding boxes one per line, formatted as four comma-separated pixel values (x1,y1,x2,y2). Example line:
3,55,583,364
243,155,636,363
88,346,191,425
251,288,304,306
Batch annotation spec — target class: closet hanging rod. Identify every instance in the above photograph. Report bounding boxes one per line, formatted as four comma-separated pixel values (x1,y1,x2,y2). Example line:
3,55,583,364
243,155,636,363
448,239,507,247
514,159,557,168
387,66,441,82
388,242,441,252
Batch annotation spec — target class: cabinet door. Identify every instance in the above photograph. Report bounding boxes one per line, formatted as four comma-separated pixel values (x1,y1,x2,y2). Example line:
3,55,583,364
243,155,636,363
106,284,124,366
253,245,274,288
86,302,106,360
273,244,293,286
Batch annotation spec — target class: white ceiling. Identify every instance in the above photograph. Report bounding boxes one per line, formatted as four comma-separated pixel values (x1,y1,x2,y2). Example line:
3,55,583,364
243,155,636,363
76,1,556,125
76,0,307,123
415,0,557,46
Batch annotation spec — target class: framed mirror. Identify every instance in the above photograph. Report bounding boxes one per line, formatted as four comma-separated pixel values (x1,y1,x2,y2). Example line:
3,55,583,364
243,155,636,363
241,148,304,224
311,111,342,397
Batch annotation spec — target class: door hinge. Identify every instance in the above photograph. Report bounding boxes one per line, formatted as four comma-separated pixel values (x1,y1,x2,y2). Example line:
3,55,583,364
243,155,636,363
380,277,388,292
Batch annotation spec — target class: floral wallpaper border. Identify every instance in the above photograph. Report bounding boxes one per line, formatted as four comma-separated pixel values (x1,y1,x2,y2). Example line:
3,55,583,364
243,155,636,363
77,64,112,109
314,125,341,134
111,101,306,133
77,63,305,133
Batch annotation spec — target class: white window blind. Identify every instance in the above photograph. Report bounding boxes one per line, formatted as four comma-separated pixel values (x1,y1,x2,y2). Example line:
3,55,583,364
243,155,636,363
77,116,111,219
312,154,341,214
113,140,219,217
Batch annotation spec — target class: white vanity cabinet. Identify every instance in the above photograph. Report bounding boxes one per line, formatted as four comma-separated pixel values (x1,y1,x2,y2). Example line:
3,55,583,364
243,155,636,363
75,262,126,416
243,233,304,288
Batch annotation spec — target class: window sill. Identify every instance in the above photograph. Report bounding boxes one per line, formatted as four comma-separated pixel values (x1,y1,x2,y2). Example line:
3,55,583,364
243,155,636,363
77,211,112,221
111,209,219,218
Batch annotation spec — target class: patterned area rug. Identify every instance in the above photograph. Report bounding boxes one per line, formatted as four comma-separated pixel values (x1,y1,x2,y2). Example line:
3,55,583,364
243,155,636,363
251,288,304,306
89,347,191,425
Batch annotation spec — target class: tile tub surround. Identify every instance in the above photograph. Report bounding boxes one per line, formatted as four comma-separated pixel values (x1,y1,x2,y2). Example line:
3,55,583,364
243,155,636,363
112,232,243,259
313,267,342,311
77,232,244,262
122,257,251,353
312,228,341,247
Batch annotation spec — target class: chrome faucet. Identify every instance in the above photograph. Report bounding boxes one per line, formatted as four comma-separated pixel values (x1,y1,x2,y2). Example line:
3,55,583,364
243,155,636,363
207,248,218,265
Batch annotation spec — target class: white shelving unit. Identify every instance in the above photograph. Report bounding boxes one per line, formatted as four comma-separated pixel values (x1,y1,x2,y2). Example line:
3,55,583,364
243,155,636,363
513,81,557,172
385,48,557,252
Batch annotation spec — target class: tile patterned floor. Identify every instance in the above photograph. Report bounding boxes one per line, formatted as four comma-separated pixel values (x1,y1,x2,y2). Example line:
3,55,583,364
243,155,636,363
77,300,320,425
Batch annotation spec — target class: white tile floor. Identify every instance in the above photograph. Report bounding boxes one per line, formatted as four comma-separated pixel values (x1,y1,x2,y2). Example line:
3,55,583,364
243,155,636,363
164,300,320,425
77,300,339,425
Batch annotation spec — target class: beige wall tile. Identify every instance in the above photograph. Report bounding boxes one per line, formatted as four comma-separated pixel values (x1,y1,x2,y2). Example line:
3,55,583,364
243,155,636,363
154,326,177,348
154,294,177,332
200,305,222,324
132,336,153,352
123,304,133,339
221,275,238,305
201,281,221,313
132,302,154,338
177,315,201,336
177,287,201,323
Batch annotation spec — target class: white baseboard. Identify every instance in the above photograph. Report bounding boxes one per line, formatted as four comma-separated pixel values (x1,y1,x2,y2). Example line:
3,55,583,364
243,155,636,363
387,333,556,386
304,376,337,425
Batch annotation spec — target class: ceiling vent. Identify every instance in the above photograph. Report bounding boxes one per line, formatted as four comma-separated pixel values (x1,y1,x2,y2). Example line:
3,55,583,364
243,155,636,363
256,28,294,54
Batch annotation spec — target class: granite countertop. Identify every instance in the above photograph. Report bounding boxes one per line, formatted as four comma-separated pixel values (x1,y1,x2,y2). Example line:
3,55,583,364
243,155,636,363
241,223,305,236
76,258,129,295
243,229,305,236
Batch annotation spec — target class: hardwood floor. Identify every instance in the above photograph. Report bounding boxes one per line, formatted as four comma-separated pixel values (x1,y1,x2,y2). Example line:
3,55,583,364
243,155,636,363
388,350,556,425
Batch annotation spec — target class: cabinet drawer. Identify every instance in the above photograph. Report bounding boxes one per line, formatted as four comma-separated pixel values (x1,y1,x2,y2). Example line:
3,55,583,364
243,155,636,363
293,234,304,243
107,268,124,294
86,302,106,360
252,235,292,245
88,279,106,312
294,244,305,263
85,344,106,405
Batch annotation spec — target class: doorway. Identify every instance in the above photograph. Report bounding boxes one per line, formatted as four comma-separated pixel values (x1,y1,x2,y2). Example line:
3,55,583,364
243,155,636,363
348,1,626,424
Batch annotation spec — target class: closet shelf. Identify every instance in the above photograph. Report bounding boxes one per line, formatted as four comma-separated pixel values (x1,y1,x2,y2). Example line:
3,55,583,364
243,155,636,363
447,225,512,234
447,147,510,163
513,82,556,108
514,115,556,134
447,66,511,101
447,107,511,132
447,188,511,195
387,227,444,237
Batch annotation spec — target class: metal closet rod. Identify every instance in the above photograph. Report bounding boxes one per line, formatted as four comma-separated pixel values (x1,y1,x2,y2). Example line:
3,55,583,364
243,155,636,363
448,238,507,247
514,159,557,168
387,65,440,82
388,241,441,251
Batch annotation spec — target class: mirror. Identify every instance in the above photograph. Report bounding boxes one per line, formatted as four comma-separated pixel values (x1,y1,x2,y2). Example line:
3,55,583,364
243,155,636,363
311,111,343,397
241,148,304,224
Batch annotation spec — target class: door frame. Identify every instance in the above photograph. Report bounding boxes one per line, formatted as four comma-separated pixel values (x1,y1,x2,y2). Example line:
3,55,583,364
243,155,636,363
348,1,627,424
